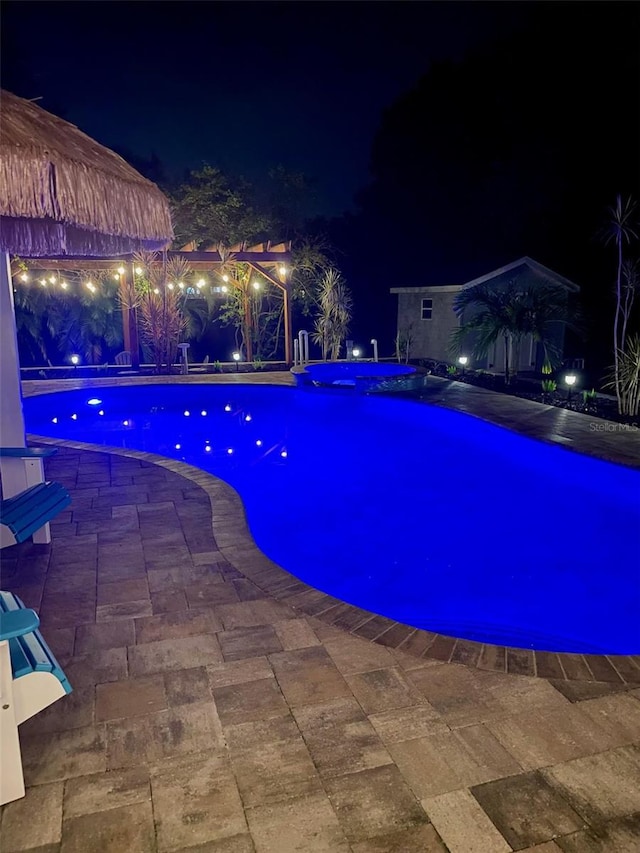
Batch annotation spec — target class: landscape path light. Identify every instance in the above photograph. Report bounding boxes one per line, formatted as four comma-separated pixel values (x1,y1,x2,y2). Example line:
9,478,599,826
564,372,577,403
370,338,378,362
458,355,469,376
232,351,241,372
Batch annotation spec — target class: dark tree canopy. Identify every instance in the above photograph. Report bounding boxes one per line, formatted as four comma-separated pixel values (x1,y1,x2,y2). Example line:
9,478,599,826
170,165,272,249
361,5,639,281
337,3,640,364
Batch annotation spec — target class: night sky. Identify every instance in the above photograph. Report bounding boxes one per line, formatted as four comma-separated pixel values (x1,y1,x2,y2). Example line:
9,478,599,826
2,1,533,217
3,2,639,367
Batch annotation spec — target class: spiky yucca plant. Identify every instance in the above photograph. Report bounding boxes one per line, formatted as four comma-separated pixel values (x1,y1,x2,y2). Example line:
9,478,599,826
137,261,186,373
604,335,640,417
602,196,639,412
311,269,353,360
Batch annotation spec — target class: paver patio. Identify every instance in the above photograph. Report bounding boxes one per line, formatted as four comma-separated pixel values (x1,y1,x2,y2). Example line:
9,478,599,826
1,376,639,851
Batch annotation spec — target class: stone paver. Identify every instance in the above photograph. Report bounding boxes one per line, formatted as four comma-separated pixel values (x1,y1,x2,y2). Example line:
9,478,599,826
470,771,585,848
1,432,638,852
423,788,512,853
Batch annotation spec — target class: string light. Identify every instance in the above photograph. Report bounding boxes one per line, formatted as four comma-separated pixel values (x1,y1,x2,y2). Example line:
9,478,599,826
117,267,125,275
135,266,143,275
20,273,29,282
222,274,229,282
49,276,57,284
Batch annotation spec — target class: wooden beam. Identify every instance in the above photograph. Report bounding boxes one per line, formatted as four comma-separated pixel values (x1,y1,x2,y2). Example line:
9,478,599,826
25,250,292,272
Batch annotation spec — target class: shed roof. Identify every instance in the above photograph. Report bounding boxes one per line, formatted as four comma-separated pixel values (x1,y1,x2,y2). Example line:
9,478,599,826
391,257,580,295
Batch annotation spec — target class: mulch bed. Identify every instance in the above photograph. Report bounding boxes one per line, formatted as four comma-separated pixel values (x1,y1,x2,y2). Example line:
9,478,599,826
423,361,638,427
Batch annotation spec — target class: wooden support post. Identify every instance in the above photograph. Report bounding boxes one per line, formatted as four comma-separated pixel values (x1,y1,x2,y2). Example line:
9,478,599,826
243,283,253,363
119,267,140,368
283,283,293,366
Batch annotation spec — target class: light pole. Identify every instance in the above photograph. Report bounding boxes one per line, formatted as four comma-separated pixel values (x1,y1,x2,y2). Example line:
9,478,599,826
370,338,378,362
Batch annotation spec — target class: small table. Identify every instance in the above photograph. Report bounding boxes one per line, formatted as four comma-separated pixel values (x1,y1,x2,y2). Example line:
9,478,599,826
177,343,190,375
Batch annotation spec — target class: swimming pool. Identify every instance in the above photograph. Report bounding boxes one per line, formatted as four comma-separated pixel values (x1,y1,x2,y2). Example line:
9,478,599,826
24,383,640,654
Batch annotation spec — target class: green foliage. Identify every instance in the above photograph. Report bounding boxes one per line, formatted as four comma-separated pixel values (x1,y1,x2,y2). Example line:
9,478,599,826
170,165,272,249
582,388,597,402
252,356,264,371
446,364,458,376
213,360,222,373
451,280,581,384
13,274,123,366
541,360,556,394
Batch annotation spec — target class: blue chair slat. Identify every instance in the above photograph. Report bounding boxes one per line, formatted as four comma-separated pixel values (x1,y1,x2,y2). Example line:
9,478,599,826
0,592,72,693
21,630,54,671
15,491,71,542
1,483,48,518
9,637,33,679
0,591,21,613
1,482,71,543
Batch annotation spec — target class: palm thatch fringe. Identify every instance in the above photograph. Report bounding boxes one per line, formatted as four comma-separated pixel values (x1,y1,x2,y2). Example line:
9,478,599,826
0,216,169,257
0,90,173,251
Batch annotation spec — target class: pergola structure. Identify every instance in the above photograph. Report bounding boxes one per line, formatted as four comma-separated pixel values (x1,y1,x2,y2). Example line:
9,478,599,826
22,240,293,365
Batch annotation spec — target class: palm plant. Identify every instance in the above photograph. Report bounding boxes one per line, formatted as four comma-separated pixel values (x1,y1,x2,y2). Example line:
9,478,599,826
604,334,640,417
137,259,186,373
602,195,639,412
451,280,579,384
620,259,639,359
311,269,353,360
450,282,522,384
47,284,123,364
13,282,50,365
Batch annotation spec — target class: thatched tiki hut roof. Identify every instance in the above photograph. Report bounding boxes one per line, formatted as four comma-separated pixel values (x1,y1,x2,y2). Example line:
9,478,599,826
0,89,173,256
0,90,173,504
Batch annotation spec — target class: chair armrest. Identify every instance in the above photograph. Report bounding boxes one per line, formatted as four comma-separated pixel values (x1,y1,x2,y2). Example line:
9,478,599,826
0,609,40,640
0,447,58,459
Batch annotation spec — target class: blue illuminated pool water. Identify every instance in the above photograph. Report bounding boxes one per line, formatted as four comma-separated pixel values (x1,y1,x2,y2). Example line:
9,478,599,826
24,384,640,654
